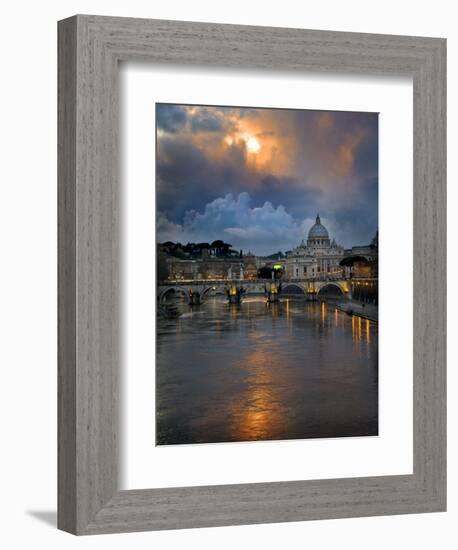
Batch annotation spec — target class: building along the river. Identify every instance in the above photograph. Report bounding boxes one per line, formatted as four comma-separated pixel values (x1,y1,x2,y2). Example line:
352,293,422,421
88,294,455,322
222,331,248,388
158,218,378,296
283,214,345,280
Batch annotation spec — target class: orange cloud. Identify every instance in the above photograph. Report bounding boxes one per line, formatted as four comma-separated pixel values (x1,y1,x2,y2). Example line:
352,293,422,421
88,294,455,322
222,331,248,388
157,104,374,199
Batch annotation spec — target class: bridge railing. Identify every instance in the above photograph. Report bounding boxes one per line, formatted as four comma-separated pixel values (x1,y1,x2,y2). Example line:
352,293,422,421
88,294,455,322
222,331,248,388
158,275,354,286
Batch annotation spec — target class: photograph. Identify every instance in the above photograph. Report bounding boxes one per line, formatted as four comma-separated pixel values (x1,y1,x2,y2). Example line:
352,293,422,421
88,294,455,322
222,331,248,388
155,103,379,445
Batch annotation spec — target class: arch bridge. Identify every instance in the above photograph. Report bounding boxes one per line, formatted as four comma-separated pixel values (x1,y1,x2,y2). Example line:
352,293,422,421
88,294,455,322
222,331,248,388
158,278,351,304
281,280,350,298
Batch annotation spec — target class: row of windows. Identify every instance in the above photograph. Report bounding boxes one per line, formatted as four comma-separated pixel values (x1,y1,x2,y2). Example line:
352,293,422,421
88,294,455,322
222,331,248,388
291,259,339,269
293,264,342,276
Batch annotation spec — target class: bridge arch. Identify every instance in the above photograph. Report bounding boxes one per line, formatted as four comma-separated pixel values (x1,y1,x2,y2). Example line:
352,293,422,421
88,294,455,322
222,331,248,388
316,283,345,298
282,283,306,295
159,286,190,303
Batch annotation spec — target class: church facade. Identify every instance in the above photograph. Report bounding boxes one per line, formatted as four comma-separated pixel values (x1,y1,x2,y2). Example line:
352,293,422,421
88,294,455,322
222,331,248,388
284,214,345,280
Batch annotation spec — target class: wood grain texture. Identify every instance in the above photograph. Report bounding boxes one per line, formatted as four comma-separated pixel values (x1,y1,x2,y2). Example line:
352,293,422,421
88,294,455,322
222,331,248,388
57,14,446,534
57,16,77,533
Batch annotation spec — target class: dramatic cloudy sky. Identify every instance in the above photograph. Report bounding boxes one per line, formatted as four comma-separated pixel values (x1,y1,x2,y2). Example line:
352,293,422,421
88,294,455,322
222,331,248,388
156,103,378,256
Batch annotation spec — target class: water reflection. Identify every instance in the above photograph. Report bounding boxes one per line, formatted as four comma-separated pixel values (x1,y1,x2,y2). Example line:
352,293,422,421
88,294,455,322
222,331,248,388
156,297,378,445
229,349,288,442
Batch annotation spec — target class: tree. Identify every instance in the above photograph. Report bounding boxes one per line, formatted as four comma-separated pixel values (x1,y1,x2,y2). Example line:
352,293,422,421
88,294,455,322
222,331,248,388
257,266,273,279
157,251,169,282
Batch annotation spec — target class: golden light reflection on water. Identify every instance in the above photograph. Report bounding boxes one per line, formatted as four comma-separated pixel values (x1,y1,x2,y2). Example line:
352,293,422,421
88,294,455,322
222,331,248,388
351,315,363,345
230,304,238,320
270,303,280,320
350,314,374,349
225,307,376,442
228,348,289,442
318,302,373,350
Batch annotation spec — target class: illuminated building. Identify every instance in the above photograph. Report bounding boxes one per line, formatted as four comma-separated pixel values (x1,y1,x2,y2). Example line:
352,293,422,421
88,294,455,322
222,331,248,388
284,214,344,280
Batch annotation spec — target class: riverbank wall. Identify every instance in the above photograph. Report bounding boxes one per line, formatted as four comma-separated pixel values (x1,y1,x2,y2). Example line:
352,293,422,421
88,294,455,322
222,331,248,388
336,301,378,322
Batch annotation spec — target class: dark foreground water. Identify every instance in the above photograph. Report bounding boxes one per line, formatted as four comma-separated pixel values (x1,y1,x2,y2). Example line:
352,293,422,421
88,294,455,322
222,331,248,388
156,297,378,445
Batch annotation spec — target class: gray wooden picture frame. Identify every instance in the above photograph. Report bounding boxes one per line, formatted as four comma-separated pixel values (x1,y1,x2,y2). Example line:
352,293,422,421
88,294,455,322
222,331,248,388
58,14,446,535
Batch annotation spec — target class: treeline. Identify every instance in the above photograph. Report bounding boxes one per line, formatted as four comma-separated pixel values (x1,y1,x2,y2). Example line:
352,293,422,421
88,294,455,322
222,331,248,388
158,240,242,258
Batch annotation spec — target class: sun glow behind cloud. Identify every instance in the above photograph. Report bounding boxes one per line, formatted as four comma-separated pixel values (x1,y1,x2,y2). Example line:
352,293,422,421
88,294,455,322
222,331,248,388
224,132,261,154
245,135,261,154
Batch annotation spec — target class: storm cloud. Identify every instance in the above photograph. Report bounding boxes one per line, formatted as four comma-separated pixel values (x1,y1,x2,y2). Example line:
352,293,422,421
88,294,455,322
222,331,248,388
156,103,378,254
157,192,308,256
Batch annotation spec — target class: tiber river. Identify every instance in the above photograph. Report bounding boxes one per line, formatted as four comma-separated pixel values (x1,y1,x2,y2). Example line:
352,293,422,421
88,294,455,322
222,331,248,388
156,296,378,445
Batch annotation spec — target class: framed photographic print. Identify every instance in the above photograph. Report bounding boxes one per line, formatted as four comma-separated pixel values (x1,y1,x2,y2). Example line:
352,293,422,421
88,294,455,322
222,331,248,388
58,15,446,534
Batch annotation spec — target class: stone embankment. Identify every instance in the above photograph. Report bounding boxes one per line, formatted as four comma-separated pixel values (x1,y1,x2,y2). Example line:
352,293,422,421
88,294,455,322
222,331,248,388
337,301,378,322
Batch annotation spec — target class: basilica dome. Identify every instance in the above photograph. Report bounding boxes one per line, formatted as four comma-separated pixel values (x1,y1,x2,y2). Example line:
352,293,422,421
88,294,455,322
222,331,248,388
308,214,329,240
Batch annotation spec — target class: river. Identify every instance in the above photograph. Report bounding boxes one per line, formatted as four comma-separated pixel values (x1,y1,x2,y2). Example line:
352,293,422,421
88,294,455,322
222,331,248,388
156,297,378,445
